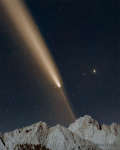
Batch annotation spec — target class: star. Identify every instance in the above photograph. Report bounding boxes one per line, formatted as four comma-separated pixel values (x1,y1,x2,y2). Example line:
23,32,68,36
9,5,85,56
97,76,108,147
92,68,96,74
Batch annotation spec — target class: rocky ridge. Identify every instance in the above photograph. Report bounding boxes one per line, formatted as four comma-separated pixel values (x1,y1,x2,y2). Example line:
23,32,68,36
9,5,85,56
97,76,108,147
0,115,119,150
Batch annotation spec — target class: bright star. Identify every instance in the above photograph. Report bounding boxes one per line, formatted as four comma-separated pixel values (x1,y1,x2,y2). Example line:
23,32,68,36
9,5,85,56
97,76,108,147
92,69,96,74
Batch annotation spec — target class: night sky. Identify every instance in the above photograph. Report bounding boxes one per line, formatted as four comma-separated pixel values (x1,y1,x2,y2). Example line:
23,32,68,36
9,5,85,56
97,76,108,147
0,0,120,132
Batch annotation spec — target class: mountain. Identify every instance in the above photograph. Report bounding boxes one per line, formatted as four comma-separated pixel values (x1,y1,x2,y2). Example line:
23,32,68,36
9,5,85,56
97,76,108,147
0,115,120,150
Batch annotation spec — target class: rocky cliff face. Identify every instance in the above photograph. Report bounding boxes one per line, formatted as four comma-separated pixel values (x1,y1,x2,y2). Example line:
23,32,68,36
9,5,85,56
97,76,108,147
0,115,119,150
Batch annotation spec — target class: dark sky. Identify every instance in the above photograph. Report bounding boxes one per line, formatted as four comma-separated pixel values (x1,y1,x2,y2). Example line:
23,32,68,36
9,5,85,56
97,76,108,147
0,0,120,131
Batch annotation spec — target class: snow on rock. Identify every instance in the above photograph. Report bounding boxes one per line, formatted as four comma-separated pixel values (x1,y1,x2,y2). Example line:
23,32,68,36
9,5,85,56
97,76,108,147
1,122,48,150
0,117,100,150
69,115,120,150
46,125,99,150
1,115,120,150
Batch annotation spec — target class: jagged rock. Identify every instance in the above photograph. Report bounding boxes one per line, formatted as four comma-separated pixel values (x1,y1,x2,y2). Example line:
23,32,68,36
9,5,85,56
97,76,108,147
1,115,120,150
2,122,48,149
14,144,50,150
69,115,120,150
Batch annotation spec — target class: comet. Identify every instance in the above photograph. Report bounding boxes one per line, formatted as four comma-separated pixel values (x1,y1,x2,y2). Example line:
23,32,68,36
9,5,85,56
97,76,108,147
0,0,75,122
0,0,62,88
